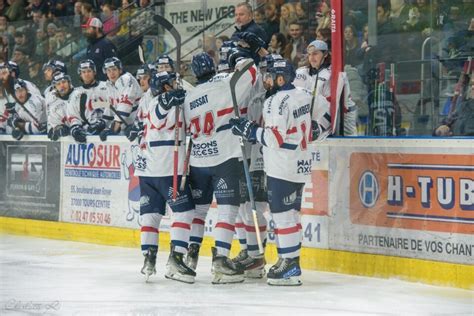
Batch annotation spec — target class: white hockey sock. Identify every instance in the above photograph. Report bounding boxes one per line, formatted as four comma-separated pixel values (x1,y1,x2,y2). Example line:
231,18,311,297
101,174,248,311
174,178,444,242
189,204,209,246
235,206,247,251
244,201,268,257
214,204,239,257
140,213,162,254
271,210,302,258
170,210,195,254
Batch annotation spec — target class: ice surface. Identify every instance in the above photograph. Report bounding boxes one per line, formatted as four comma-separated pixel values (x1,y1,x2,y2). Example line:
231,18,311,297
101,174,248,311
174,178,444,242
0,234,472,315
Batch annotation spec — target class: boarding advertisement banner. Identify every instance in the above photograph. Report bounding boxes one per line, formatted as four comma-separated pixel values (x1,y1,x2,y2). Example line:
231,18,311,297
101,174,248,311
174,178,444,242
0,140,61,221
329,140,473,265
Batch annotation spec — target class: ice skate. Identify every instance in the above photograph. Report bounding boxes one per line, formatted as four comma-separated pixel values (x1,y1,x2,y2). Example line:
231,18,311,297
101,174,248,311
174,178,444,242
141,247,157,282
185,243,200,271
239,254,266,279
165,246,197,284
211,247,245,284
267,257,302,286
231,249,248,265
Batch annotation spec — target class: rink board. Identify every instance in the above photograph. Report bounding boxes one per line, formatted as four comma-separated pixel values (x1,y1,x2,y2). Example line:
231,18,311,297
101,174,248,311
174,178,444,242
0,135,473,289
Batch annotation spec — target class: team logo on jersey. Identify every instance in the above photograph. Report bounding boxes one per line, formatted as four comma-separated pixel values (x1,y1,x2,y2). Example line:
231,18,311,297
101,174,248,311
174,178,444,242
216,178,228,191
297,159,312,174
283,190,298,206
140,195,150,207
358,171,379,208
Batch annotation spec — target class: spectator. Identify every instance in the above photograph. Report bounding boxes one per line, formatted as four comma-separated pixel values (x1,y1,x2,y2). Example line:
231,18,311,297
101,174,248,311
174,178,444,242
0,0,8,16
215,35,229,52
27,60,42,86
81,2,94,23
102,4,119,37
316,1,331,33
117,0,136,37
5,0,26,22
231,1,268,46
49,0,68,17
73,1,83,28
268,32,286,55
295,3,308,27
11,47,30,79
27,0,49,16
279,3,296,35
344,25,362,67
315,27,331,49
31,10,46,31
262,3,279,39
283,20,307,67
34,28,49,61
47,23,59,38
83,17,117,81
390,0,411,32
254,8,265,29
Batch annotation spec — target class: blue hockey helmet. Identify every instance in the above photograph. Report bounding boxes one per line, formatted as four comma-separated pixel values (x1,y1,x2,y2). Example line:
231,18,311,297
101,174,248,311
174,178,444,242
77,59,97,75
268,59,295,85
227,46,253,70
217,41,237,73
13,78,28,90
136,63,157,80
0,61,20,78
43,59,67,74
52,71,72,85
260,53,284,70
102,57,122,74
155,54,175,71
191,52,215,79
150,71,177,93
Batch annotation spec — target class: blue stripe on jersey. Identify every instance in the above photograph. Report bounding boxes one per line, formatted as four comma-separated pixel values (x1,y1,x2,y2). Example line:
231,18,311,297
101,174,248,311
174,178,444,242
277,243,301,254
116,110,130,117
215,240,232,250
149,140,176,147
239,238,247,244
323,113,331,123
103,115,114,121
141,244,159,251
28,123,33,134
281,143,298,150
216,124,232,133
155,106,167,120
171,240,189,248
190,236,203,243
260,129,267,147
247,244,260,251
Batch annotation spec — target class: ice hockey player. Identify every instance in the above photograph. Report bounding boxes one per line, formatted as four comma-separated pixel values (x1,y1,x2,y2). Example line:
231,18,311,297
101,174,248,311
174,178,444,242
230,58,312,286
5,79,46,140
0,89,9,134
0,61,41,97
293,40,357,137
155,54,194,92
42,59,68,103
183,52,258,284
47,72,73,141
67,59,111,143
126,70,196,283
99,57,142,141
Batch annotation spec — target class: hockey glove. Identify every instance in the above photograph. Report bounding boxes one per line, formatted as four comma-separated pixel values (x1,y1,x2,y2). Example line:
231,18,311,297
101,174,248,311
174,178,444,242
52,125,70,141
99,128,116,142
158,89,186,111
230,117,258,143
7,115,24,128
5,102,16,114
125,121,144,142
311,120,321,141
0,128,6,134
11,127,24,140
87,119,107,135
71,125,87,143
47,127,54,140
237,32,266,54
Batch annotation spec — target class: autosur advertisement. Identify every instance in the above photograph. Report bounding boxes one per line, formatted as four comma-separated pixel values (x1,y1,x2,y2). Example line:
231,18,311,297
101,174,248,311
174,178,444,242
329,139,473,265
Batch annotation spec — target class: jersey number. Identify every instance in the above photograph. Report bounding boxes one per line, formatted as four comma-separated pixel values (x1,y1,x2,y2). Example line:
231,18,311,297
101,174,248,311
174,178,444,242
189,111,215,138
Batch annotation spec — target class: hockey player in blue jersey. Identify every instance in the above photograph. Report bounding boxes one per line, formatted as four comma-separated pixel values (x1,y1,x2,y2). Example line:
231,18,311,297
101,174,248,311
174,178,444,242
230,59,312,286
126,70,197,283
183,52,258,284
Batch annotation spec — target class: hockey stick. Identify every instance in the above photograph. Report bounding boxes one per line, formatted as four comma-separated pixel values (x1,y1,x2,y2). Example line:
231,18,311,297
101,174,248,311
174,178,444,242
230,59,264,254
3,86,41,126
155,14,182,200
180,137,192,191
449,56,472,116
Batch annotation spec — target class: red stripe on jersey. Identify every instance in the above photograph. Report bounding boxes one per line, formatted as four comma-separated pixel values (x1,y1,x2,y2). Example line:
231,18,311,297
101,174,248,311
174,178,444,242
325,96,331,103
120,98,133,106
141,226,159,233
217,107,234,117
171,222,191,230
215,222,235,232
271,127,284,146
240,107,248,115
274,225,300,235
235,222,245,228
87,100,93,111
192,218,205,225
244,224,267,232
249,66,257,85
67,116,79,123
287,126,297,134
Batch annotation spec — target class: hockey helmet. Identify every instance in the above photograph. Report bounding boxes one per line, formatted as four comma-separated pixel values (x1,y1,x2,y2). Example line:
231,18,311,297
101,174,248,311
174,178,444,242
191,52,215,79
0,61,20,78
43,59,68,74
261,54,284,70
227,46,253,70
13,79,28,90
102,57,122,74
77,59,97,75
155,54,175,71
52,72,72,85
268,59,295,85
217,41,237,73
136,63,157,80
150,71,177,93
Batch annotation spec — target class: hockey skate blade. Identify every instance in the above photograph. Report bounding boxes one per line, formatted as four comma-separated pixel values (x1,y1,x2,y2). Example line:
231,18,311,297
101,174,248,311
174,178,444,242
211,273,245,284
164,272,195,284
244,268,266,279
267,277,302,286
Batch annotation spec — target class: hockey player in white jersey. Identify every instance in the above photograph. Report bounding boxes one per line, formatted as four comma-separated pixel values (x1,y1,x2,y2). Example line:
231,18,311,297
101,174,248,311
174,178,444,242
293,40,357,137
5,79,46,140
42,59,68,104
46,72,74,141
67,59,111,143
0,89,8,133
183,52,258,284
230,59,312,286
0,61,41,97
126,70,196,283
99,57,142,141
155,54,194,92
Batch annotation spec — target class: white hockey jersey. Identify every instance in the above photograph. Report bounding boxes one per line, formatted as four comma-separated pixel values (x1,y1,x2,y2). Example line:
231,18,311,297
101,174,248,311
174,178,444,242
47,90,73,130
293,65,357,136
67,81,111,128
14,94,46,134
0,94,8,132
254,86,312,183
132,88,186,177
183,60,258,168
24,80,41,97
106,72,142,127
